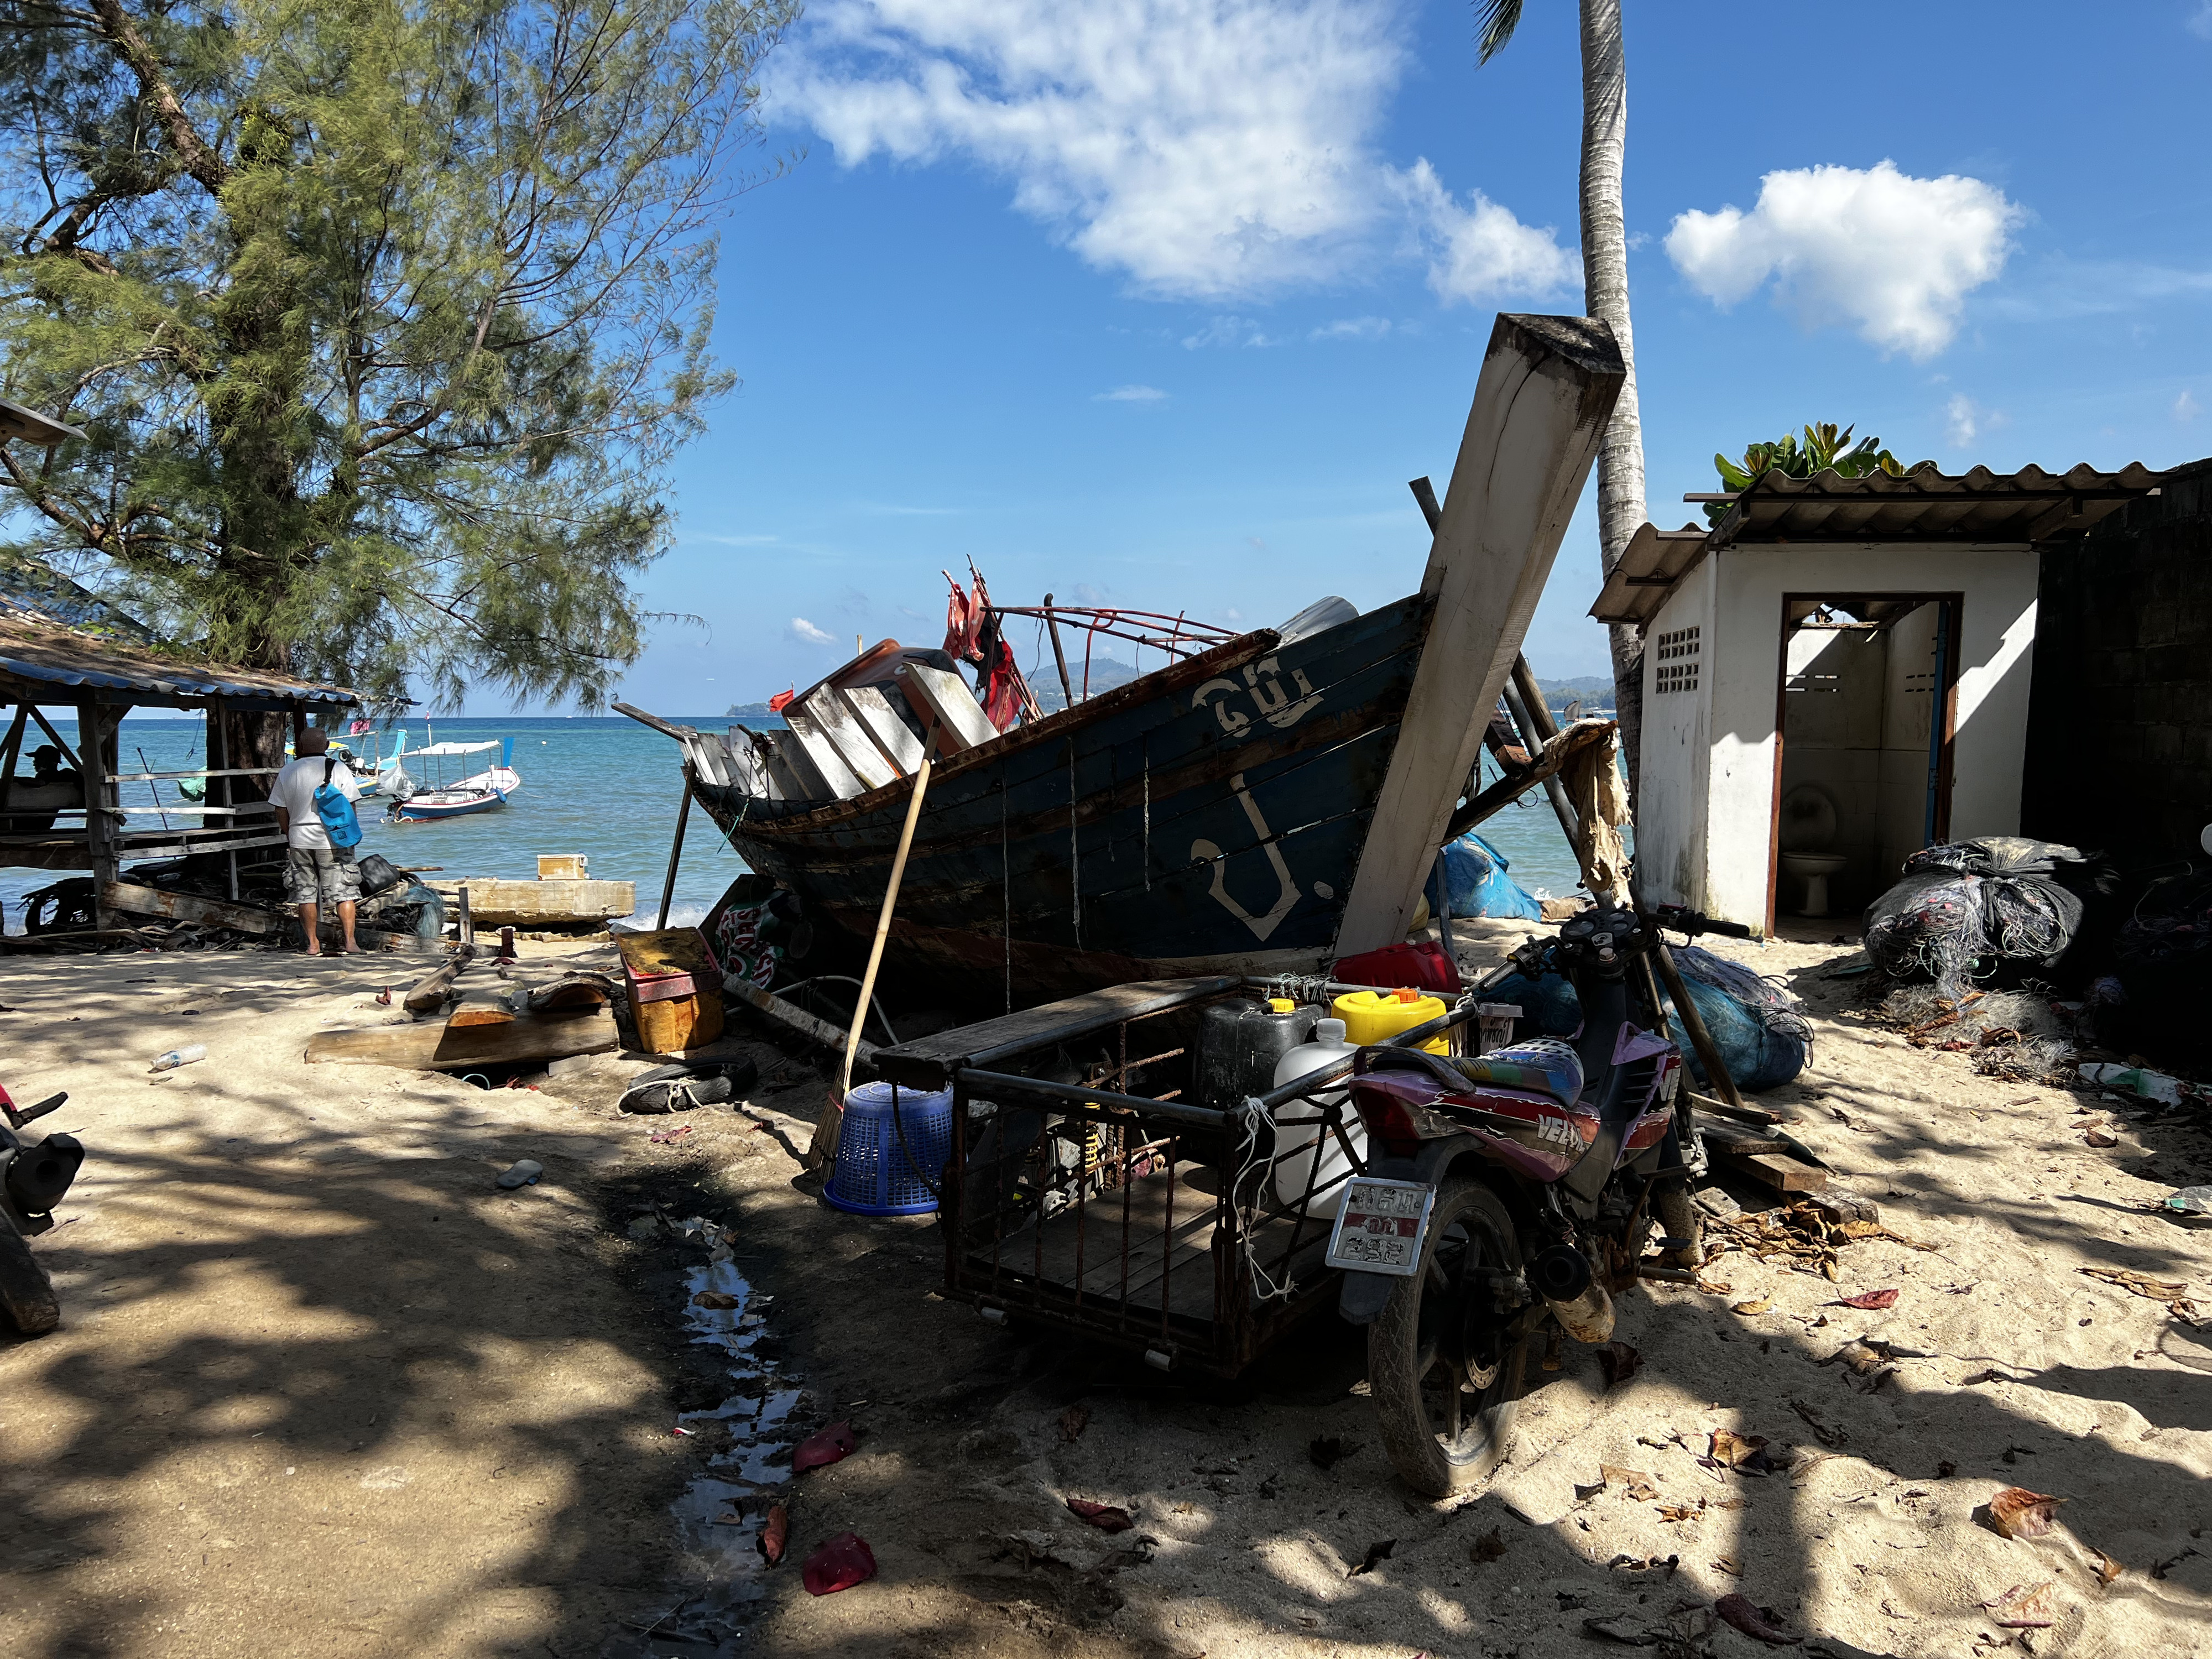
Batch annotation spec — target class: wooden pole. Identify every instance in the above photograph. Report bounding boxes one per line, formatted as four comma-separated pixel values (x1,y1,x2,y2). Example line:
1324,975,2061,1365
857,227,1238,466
1042,592,1076,709
79,702,117,928
0,703,28,819
811,728,936,1171
656,780,692,930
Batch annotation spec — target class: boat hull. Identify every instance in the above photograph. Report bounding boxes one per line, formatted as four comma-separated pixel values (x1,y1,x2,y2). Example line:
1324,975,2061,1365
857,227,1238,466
393,788,508,821
692,597,1431,1005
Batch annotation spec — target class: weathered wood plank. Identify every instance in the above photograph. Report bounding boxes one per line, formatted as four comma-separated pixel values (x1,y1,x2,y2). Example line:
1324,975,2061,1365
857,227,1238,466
781,706,865,799
840,685,924,774
101,880,275,935
800,690,896,791
877,977,1238,1089
1729,1151,1829,1193
402,951,472,1015
1337,314,1625,954
725,976,880,1062
305,1008,619,1070
896,661,998,753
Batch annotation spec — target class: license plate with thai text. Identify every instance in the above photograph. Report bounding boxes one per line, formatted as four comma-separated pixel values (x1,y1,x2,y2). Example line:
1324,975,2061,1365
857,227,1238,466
1323,1177,1436,1277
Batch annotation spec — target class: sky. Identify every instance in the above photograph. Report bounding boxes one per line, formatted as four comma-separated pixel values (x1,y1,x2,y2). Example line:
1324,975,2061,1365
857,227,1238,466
554,0,2212,716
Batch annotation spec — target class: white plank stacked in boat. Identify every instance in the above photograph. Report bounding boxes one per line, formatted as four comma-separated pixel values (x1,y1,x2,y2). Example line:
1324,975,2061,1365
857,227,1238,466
753,661,1001,803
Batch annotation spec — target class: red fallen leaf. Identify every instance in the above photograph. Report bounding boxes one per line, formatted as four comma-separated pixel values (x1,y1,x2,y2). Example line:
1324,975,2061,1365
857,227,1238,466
1831,1288,1901,1310
1714,1592,1801,1646
801,1530,875,1595
1987,1487,2067,1540
1596,1341,1642,1389
1065,1497,1135,1532
793,1421,856,1474
758,1502,788,1565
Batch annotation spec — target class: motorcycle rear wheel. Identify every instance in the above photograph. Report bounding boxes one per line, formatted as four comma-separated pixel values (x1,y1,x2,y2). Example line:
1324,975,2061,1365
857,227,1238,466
1367,1176,1528,1496
0,1226,60,1337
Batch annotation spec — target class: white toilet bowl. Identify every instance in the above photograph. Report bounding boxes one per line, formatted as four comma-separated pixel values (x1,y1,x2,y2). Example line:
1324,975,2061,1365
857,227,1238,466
1780,851,1849,917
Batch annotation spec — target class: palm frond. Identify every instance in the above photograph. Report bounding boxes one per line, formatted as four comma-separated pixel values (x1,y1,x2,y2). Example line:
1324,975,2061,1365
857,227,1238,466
1475,0,1524,64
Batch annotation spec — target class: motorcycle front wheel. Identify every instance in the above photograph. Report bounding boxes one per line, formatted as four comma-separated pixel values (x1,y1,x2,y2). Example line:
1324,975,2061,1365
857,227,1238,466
1366,1176,1529,1496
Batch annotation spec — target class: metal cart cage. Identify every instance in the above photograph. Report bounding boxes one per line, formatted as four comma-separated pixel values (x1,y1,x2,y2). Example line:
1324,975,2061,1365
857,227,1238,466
873,976,1505,1378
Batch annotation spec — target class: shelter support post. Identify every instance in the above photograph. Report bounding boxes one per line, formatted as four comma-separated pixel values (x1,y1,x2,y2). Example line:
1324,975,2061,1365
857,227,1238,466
78,701,119,927
656,780,692,930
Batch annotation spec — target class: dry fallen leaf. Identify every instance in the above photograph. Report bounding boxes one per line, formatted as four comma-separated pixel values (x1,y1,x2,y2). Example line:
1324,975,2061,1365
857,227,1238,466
1732,1298,1772,1316
1979,1580,2058,1628
2090,1548,2124,1585
758,1501,788,1566
1656,1502,1704,1523
1711,1554,1744,1577
1308,1436,1358,1471
1708,1430,1776,1475
1347,1538,1395,1577
1065,1498,1134,1533
2084,1125,2120,1149
1469,1527,1506,1564
1597,1341,1643,1389
1714,1592,1800,1645
692,1290,740,1310
1987,1487,2067,1540
1058,1403,1091,1442
1832,1288,1901,1310
1600,1464,1661,1502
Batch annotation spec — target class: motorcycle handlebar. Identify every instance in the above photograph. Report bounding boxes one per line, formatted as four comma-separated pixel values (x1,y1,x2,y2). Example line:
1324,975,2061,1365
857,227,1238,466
4,1091,65,1129
1650,904,1752,941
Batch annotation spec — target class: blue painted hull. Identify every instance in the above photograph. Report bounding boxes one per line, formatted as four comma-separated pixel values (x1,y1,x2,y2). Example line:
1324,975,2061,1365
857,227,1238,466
692,597,1432,1002
393,789,507,821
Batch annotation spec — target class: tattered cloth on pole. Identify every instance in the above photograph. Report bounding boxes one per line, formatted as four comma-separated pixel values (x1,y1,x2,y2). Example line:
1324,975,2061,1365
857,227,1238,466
1561,726,1630,902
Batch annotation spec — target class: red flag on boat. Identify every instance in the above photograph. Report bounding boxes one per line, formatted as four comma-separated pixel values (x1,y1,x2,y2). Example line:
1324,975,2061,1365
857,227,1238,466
767,687,797,713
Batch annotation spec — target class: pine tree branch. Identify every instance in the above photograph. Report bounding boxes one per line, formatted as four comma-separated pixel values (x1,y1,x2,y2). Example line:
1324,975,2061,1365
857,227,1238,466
85,0,228,193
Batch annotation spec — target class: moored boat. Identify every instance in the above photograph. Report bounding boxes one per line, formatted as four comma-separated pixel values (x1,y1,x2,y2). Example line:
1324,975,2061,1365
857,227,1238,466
388,738,520,821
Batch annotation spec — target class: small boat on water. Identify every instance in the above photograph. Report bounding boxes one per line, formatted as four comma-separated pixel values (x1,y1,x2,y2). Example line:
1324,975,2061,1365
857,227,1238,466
388,738,521,821
330,727,411,797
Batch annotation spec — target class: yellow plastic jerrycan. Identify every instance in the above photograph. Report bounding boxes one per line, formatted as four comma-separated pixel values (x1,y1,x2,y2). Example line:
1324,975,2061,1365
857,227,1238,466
1332,987,1449,1054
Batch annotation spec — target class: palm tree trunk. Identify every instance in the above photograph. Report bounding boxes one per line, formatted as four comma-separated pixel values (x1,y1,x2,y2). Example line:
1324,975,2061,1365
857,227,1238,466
1578,0,1646,803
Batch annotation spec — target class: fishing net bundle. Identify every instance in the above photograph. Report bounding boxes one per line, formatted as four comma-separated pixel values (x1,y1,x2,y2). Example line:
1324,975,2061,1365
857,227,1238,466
2099,868,2212,1066
1665,945,1812,1092
1865,837,2086,997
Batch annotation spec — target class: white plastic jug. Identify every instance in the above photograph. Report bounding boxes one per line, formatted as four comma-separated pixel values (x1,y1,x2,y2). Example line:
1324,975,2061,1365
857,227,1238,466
1268,1018,1364,1215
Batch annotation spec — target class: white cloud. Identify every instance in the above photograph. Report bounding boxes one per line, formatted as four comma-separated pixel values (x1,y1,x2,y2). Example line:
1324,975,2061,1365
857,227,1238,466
693,533,779,546
2178,389,2204,423
1311,315,1391,341
771,1,1566,303
1094,384,1167,402
1945,395,1979,446
1665,160,2023,358
1396,159,1577,306
1181,315,1271,349
788,617,836,646
2191,1,2212,40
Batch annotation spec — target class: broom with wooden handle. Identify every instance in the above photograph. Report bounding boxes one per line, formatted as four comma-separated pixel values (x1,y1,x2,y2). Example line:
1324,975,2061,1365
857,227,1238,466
808,722,938,1173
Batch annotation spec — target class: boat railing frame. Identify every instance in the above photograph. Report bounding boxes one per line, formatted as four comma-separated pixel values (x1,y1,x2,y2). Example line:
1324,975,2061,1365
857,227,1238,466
925,981,1484,1378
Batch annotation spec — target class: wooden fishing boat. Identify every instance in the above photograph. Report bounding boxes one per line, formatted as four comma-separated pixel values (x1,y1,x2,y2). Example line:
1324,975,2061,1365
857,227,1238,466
388,738,520,821
626,314,1625,1004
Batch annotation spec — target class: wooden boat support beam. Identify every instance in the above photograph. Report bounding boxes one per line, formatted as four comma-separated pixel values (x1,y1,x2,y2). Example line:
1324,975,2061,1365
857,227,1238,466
1337,314,1625,956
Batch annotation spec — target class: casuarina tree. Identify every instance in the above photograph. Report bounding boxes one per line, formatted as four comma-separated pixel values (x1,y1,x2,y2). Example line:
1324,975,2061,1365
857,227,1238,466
1475,0,1647,797
0,0,794,768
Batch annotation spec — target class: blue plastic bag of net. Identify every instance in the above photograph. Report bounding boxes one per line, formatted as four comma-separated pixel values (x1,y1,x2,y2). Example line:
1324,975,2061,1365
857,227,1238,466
1660,946,1811,1093
1427,831,1544,922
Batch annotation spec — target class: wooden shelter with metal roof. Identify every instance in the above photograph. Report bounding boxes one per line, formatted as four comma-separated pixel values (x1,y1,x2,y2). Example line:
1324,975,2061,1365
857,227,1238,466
1598,463,2166,936
0,567,359,929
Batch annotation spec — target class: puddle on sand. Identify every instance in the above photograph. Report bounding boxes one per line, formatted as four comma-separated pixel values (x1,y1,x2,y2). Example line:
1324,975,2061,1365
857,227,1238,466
603,1218,803,1658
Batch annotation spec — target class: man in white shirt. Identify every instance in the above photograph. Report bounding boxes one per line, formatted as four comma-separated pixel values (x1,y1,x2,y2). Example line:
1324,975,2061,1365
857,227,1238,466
268,728,364,956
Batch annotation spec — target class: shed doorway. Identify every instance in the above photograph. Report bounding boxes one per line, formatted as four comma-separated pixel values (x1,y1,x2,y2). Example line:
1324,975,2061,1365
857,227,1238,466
1768,593,1961,931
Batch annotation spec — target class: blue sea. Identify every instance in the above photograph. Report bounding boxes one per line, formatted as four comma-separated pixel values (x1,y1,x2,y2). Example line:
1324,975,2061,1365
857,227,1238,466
8,713,1592,934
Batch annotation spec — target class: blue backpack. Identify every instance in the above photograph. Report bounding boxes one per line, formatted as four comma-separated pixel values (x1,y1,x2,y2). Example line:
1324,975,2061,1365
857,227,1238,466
314,755,362,849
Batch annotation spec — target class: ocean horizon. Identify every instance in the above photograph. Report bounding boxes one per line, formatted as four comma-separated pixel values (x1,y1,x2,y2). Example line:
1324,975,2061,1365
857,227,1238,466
6,712,1592,938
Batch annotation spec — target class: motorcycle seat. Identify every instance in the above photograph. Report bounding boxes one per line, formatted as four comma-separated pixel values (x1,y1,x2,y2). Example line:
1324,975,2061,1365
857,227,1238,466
1360,1040,1585,1110
1445,1039,1585,1109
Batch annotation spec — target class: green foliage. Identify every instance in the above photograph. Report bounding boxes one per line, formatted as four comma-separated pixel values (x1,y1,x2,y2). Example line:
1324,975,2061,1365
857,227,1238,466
0,0,796,708
1707,424,1934,524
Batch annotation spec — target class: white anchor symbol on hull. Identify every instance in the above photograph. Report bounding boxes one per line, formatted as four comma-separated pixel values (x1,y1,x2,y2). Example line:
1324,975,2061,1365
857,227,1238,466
1191,773,1301,942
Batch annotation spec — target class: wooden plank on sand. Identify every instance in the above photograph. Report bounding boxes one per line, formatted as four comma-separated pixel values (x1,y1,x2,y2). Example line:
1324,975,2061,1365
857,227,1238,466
1731,1151,1829,1194
422,878,634,926
402,951,472,1015
101,880,275,935
306,1008,619,1070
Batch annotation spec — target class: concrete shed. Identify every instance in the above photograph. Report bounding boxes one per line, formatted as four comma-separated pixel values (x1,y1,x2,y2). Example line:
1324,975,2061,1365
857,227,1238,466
1593,463,2165,935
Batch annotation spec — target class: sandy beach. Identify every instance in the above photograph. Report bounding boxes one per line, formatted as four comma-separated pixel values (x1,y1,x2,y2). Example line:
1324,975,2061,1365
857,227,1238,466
2,926,2208,1658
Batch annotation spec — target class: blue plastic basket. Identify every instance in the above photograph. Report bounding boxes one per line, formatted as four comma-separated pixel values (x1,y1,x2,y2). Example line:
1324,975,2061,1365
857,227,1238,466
823,1081,955,1216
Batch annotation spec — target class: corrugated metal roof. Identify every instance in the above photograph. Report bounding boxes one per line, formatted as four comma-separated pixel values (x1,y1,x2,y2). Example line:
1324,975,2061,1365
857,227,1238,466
1591,461,2169,626
0,580,359,709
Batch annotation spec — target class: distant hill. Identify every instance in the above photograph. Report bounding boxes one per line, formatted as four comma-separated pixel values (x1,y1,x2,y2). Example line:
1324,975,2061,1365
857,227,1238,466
1535,675,1616,716
726,701,778,717
1030,657,1144,712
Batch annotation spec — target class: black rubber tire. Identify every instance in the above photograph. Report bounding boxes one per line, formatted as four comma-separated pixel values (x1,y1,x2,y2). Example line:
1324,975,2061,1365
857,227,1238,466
1367,1176,1529,1497
0,1227,60,1337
